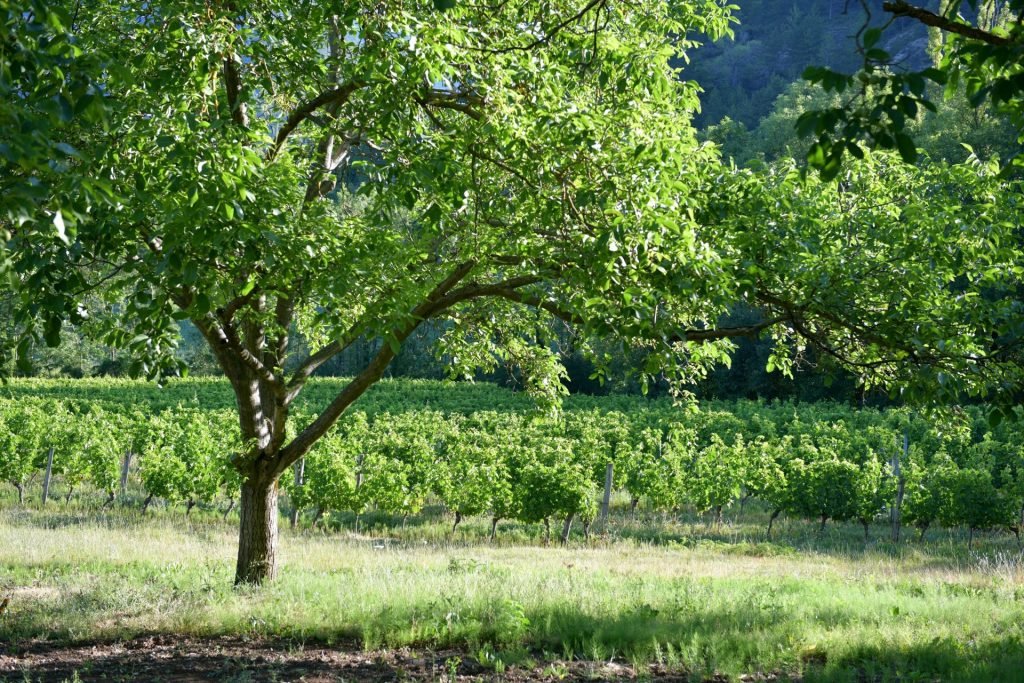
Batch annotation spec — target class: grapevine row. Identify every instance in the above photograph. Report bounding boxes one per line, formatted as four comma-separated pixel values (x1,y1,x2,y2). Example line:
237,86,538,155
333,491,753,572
1,380,1023,546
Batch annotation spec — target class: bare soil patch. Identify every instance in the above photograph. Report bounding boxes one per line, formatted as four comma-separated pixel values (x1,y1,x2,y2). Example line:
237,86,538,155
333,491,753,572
0,635,724,682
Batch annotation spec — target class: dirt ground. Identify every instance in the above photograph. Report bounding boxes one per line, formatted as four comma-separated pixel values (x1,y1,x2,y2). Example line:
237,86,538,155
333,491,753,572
0,635,753,682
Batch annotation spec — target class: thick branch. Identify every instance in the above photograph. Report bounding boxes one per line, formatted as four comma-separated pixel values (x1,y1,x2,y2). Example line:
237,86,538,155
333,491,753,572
284,260,480,402
268,82,365,161
218,314,283,394
277,268,538,471
496,289,789,342
222,56,249,127
415,90,485,120
883,1,1013,45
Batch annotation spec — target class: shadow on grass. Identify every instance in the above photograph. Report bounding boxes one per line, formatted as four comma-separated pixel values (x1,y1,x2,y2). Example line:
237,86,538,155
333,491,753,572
2,575,1020,682
529,606,1024,683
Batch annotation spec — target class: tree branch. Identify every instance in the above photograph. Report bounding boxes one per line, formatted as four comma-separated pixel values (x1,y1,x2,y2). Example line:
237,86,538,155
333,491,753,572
470,0,610,53
277,268,543,471
217,314,284,394
495,288,789,342
268,81,365,161
415,89,485,120
883,1,1013,45
222,56,249,127
283,260,480,403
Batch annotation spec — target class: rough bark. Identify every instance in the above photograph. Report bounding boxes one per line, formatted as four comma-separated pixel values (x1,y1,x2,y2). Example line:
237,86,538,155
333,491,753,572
766,508,782,539
235,476,280,585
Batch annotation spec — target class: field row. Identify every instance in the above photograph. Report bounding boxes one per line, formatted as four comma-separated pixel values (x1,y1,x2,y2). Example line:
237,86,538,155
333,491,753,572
3,380,1023,546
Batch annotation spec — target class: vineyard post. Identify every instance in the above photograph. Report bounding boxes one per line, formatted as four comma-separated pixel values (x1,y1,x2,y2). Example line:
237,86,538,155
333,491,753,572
289,458,305,529
600,462,614,529
890,432,908,542
119,451,132,498
41,446,55,506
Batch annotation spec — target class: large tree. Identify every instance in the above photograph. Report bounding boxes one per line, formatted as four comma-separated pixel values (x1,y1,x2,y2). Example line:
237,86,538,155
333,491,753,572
3,0,1021,584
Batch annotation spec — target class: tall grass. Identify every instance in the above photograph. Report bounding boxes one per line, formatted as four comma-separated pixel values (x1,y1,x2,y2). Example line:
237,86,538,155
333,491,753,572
2,504,1023,682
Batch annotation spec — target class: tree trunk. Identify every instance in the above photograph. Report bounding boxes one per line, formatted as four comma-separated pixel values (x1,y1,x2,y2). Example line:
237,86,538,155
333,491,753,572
599,462,613,527
918,523,929,542
714,505,723,527
311,506,324,529
544,517,551,545
766,508,781,538
41,447,54,506
223,498,236,521
452,510,462,534
289,458,305,529
64,486,74,505
102,490,115,508
489,516,499,542
142,493,154,514
583,518,592,542
630,497,639,520
968,526,975,551
560,514,574,545
819,515,828,534
186,498,196,517
120,452,133,498
862,520,870,542
235,477,280,585
13,482,23,506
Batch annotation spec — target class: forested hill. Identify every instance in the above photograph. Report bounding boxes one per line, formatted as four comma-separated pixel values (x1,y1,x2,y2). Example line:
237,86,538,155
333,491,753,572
687,0,934,128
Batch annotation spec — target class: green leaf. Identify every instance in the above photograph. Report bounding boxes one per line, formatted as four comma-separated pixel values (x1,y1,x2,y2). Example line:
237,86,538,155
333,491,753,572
895,133,917,163
862,28,882,50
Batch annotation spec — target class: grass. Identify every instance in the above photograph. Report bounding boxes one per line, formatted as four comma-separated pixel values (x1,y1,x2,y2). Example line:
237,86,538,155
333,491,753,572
2,500,1024,682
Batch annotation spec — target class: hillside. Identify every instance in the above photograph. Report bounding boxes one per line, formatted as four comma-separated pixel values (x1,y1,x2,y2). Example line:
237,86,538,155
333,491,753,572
687,0,934,127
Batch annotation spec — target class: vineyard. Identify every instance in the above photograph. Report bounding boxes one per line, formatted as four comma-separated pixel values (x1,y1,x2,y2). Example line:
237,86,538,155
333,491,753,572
3,378,1023,548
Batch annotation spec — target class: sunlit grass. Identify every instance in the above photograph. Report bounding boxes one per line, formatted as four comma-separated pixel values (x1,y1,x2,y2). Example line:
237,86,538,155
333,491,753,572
2,502,1023,682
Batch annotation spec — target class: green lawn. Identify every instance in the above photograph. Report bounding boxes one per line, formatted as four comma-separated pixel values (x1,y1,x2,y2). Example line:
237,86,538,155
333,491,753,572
2,503,1023,682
